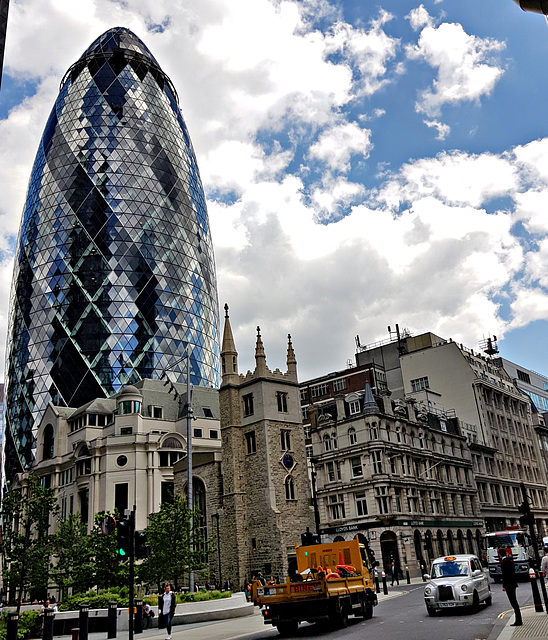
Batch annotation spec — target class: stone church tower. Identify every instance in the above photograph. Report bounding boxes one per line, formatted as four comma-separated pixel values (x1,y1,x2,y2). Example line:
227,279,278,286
219,305,313,586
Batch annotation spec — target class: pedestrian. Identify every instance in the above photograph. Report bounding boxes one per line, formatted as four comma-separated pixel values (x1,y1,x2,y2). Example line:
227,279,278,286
501,549,522,626
161,584,176,640
390,560,399,586
224,577,234,591
541,549,548,578
142,602,152,630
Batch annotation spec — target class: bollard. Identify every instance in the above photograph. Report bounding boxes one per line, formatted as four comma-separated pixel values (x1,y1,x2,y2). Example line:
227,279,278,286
381,571,388,595
405,566,410,584
42,607,55,640
158,595,165,629
107,601,117,639
7,611,18,640
374,568,380,594
529,568,544,613
134,599,143,634
79,604,89,640
71,629,79,640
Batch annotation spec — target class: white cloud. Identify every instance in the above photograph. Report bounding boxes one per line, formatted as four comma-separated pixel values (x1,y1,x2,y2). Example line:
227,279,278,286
423,118,450,140
406,9,505,116
407,5,435,31
309,121,372,171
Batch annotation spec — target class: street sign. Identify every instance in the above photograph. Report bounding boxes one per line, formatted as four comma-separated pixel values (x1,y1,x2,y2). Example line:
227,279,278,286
101,515,116,535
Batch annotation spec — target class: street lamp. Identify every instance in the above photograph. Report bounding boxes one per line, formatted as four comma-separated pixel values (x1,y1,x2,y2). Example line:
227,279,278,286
511,0,548,14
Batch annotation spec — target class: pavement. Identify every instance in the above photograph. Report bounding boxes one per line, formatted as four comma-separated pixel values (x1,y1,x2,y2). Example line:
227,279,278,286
494,604,548,640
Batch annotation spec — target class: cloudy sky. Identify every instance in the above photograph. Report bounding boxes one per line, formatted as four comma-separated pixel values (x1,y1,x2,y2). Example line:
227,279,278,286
1,0,548,383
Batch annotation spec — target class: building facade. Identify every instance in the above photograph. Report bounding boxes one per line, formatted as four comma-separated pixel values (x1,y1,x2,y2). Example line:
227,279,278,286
301,364,482,578
356,331,548,535
5,27,220,480
213,307,314,586
28,379,221,532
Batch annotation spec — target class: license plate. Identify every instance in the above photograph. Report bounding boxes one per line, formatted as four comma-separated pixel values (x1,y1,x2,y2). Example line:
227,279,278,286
439,602,456,607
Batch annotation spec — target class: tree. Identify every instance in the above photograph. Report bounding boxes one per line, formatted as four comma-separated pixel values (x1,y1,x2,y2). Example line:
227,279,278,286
138,495,210,591
0,475,59,610
89,511,128,589
52,514,94,597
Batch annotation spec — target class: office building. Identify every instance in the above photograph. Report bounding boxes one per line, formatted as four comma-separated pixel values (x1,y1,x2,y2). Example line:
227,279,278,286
5,27,220,479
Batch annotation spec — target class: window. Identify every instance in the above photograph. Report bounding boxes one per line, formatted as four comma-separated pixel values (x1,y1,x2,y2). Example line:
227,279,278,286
148,405,163,419
517,370,531,384
348,400,361,415
202,407,213,418
209,429,219,439
369,423,378,440
285,476,295,500
348,428,357,445
326,461,341,482
193,428,203,438
328,494,346,520
120,427,133,435
351,456,363,478
375,486,390,514
161,482,174,504
159,451,184,466
88,414,97,426
245,431,257,454
121,400,140,414
355,492,368,517
324,434,333,451
301,407,309,421
277,392,288,413
243,393,254,417
333,378,346,392
311,383,329,398
411,376,429,392
306,444,313,458
115,483,128,517
281,430,291,451
371,450,383,474
43,424,54,460
300,388,308,402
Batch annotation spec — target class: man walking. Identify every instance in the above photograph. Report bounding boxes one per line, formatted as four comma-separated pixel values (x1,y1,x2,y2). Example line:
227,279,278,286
501,549,522,626
161,584,176,640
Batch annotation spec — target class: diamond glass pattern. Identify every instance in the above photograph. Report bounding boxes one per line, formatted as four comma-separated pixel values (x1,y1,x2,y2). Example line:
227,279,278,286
4,27,220,478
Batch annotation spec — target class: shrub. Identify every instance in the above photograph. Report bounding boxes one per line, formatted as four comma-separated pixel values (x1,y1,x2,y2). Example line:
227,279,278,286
0,610,41,640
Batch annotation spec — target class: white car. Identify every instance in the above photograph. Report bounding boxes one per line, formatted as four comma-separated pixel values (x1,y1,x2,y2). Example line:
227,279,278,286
424,554,492,616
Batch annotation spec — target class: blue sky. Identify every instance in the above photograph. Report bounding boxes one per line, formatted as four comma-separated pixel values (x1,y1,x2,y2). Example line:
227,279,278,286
0,0,547,382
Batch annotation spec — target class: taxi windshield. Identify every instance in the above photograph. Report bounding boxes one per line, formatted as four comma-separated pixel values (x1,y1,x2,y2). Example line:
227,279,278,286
431,560,469,578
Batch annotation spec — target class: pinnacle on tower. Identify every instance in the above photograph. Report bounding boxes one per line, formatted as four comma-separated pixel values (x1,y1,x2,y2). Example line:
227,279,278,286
221,303,239,385
286,333,298,381
254,326,268,376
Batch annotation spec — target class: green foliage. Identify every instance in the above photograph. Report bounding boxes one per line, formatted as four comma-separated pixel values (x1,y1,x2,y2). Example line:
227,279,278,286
53,514,94,596
0,610,41,640
137,495,211,590
0,475,59,609
89,511,128,589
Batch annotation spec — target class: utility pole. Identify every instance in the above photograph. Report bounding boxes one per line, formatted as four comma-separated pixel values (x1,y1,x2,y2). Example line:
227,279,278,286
185,352,194,593
519,483,548,613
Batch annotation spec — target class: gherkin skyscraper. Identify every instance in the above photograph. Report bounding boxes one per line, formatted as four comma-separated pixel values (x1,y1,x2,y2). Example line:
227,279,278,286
5,27,220,478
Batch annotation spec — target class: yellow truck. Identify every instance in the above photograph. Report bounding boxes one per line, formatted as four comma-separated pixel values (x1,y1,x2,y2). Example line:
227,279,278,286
252,536,378,636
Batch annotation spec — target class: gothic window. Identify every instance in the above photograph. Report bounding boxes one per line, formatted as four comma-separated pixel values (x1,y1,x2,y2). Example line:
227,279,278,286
43,424,54,460
245,430,257,454
243,393,254,417
277,392,288,413
280,430,291,451
285,476,295,500
348,427,357,445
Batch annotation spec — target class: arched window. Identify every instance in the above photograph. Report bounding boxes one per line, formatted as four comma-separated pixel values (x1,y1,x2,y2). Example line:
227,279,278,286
43,424,54,460
331,432,338,450
194,478,208,561
348,428,357,446
323,434,332,451
285,476,295,500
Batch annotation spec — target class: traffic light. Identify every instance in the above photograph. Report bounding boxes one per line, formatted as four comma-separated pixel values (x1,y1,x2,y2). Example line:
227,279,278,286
518,500,534,528
135,530,149,559
116,518,130,557
301,530,321,546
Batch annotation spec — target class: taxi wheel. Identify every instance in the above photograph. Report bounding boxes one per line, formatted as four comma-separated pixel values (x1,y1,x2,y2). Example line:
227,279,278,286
485,594,492,606
472,591,480,612
426,606,437,617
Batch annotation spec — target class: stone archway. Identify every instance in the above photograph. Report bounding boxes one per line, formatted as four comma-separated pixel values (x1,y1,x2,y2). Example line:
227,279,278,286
466,529,474,555
447,530,455,555
457,530,465,554
380,530,400,573
436,529,445,557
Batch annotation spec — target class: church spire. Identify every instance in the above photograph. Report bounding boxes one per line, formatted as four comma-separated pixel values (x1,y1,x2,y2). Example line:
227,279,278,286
254,326,268,376
286,334,298,382
221,303,239,386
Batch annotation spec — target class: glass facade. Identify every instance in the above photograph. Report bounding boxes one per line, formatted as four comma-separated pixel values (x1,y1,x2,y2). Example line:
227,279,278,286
5,27,220,477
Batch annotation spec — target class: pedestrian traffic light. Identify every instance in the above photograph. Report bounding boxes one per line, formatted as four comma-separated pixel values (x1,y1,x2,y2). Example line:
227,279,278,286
135,530,149,559
116,518,130,557
301,530,321,546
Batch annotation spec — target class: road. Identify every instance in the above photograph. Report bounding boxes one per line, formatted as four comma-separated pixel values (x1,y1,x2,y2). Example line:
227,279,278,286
221,580,538,640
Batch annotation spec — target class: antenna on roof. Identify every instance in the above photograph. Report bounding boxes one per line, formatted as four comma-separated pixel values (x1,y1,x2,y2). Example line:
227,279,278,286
479,335,499,357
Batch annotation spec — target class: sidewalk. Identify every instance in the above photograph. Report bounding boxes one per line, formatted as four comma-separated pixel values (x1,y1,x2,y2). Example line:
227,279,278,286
495,604,548,640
